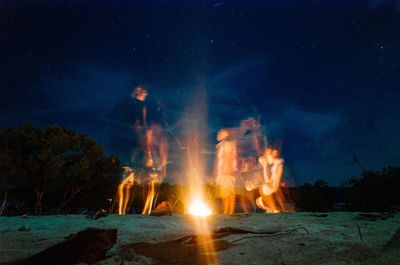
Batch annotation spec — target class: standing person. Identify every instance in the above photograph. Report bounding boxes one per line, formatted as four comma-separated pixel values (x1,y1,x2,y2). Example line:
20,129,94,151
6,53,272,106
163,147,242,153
132,85,148,127
131,84,168,214
215,129,237,215
235,157,256,214
236,118,264,213
131,84,168,176
131,84,150,167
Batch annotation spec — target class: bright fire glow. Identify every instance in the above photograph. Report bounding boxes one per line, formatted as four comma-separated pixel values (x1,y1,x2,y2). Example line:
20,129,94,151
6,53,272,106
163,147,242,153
189,199,212,217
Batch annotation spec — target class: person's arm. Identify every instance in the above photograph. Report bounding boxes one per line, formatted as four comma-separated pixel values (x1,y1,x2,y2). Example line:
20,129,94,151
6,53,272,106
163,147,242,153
216,143,223,180
271,162,283,192
142,106,147,127
232,141,238,173
121,172,134,185
261,160,283,195
258,155,269,183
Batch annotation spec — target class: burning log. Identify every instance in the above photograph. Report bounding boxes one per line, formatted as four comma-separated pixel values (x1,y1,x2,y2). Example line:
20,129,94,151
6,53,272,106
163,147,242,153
150,201,172,216
188,198,212,216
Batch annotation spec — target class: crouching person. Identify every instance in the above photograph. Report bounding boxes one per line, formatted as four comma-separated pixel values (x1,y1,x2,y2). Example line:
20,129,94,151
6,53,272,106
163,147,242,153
254,147,286,213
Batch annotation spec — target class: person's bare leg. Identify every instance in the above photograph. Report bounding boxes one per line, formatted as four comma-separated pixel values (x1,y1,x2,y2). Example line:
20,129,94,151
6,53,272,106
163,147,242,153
142,184,151,214
261,194,278,213
142,181,155,215
222,197,229,214
229,195,236,215
117,184,124,215
122,187,131,215
148,181,155,214
159,136,168,179
239,195,249,214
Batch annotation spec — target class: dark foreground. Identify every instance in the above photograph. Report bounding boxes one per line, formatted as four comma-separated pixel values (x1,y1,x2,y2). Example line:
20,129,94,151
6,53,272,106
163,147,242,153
0,212,399,265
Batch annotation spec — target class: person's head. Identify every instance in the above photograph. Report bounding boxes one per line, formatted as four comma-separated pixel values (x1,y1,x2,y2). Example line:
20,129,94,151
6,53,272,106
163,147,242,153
132,84,148,101
217,129,229,142
265,142,282,163
122,166,133,175
243,157,256,171
271,141,282,159
264,147,273,163
263,146,281,164
271,148,280,159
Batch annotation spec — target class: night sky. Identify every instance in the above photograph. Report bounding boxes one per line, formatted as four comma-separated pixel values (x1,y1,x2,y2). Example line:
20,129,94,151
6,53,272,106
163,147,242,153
1,0,400,186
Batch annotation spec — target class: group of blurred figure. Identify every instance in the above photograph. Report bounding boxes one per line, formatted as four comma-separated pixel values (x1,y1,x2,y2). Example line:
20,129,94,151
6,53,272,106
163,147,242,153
116,84,290,215
213,120,290,215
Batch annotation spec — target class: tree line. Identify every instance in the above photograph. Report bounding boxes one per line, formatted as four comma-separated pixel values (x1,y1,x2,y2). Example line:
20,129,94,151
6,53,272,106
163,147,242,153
0,124,399,215
296,167,400,212
0,124,121,215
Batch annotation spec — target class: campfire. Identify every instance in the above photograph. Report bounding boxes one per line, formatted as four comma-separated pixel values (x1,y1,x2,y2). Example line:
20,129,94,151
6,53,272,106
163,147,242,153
188,198,212,217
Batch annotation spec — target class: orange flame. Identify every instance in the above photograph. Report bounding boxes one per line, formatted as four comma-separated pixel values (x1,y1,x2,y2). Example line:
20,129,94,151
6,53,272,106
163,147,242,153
183,87,219,264
189,198,212,217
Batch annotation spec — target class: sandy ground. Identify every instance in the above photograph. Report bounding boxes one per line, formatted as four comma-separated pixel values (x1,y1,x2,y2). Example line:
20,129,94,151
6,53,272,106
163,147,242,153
0,212,399,265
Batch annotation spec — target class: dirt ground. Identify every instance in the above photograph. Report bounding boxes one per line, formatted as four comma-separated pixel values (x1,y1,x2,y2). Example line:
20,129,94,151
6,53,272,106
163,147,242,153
1,212,399,265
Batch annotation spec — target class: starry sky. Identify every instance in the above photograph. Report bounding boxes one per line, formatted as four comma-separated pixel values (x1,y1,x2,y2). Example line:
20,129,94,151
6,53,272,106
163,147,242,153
1,0,400,186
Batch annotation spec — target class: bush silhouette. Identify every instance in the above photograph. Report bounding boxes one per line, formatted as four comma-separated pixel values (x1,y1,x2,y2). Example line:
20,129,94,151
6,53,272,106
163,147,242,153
345,167,400,212
296,180,335,211
0,124,121,215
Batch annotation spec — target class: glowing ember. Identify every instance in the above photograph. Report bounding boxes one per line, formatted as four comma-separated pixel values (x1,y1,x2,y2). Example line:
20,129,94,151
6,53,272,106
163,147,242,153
189,199,212,216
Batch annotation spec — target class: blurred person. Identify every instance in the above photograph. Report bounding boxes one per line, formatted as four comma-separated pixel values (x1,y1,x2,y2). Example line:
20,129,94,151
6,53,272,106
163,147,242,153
132,84,149,129
131,84,168,177
235,157,257,214
131,84,148,168
131,84,168,214
256,146,286,212
214,129,238,215
238,118,263,159
236,118,264,213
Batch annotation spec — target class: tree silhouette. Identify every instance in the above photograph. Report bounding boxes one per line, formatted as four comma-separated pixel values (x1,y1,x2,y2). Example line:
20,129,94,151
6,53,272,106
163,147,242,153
297,179,335,211
345,167,400,211
0,124,121,214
